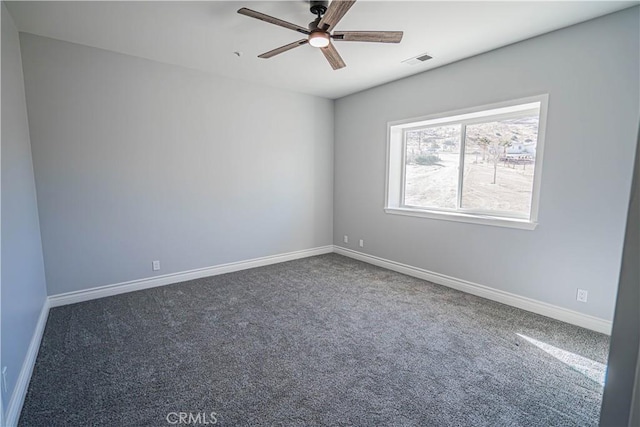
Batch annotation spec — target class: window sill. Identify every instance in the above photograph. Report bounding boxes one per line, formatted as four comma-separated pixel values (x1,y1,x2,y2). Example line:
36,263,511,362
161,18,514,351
384,207,538,230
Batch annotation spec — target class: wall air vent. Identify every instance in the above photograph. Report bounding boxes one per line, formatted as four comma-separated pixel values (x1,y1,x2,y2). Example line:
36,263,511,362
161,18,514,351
402,53,433,65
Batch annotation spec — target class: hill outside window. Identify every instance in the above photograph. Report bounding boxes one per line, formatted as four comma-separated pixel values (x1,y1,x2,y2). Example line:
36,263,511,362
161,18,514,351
385,95,549,230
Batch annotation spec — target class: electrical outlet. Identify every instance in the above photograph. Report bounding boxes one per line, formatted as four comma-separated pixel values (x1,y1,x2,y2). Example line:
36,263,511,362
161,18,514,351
359,239,364,248
2,366,7,393
343,235,348,244
577,289,588,303
152,260,160,271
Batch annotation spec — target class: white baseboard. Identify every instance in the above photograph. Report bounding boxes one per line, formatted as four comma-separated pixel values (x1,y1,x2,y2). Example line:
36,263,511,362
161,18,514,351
5,298,50,427
334,246,612,335
49,245,334,307
46,242,614,332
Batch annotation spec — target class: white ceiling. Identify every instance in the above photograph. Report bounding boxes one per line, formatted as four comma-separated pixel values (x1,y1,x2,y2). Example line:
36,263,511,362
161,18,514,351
6,1,638,99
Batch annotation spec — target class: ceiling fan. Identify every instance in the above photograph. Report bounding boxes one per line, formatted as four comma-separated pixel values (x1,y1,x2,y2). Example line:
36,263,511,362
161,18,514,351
237,0,403,70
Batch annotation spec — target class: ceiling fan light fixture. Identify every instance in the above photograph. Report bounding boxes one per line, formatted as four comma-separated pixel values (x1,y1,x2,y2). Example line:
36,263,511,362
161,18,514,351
309,31,330,48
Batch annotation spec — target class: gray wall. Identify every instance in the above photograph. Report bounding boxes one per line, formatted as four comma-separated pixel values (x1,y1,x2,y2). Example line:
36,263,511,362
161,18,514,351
333,7,639,321
19,33,334,296
0,3,48,411
599,128,639,426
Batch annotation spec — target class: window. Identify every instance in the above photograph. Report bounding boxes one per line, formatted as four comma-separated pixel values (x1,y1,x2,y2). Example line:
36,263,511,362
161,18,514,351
386,95,548,229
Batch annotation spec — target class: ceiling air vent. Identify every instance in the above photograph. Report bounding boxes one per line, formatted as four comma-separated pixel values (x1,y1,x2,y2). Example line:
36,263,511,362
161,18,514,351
402,53,433,65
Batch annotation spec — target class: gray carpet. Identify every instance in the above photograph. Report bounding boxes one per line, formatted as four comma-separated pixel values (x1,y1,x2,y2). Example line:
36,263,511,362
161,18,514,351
20,254,609,426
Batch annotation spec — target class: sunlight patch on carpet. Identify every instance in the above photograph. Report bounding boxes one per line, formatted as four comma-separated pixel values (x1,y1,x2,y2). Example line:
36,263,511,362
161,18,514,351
517,333,607,386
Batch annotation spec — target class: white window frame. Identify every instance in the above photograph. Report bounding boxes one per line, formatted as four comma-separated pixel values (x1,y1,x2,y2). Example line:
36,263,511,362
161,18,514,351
385,94,549,230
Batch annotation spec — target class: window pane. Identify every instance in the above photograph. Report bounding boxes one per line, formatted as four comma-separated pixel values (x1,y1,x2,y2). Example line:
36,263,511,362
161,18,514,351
461,115,539,216
403,125,461,209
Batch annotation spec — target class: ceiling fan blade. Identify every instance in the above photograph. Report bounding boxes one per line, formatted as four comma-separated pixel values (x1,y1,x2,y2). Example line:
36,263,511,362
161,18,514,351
238,8,310,35
258,39,309,59
318,0,357,31
320,42,346,70
333,31,403,43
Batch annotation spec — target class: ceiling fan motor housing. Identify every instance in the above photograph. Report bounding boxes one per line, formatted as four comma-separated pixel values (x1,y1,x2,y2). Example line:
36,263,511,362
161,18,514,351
309,17,322,32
